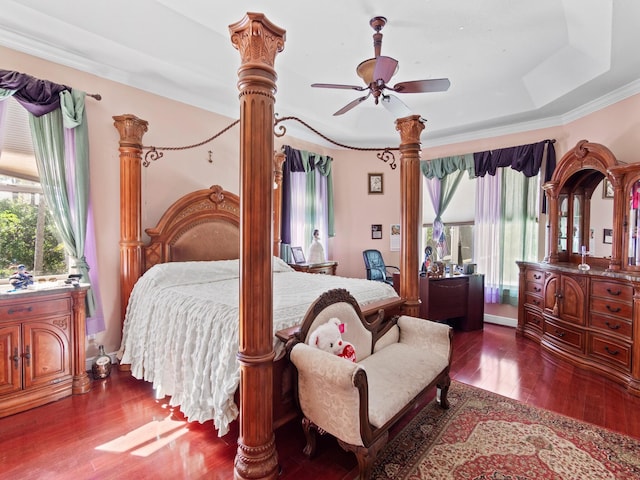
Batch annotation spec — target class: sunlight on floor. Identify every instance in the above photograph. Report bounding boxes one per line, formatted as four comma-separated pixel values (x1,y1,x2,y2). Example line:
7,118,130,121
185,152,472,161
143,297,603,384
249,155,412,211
95,414,188,458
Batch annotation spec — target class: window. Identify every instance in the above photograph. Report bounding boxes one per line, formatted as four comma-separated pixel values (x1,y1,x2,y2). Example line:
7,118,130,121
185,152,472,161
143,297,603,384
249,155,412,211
423,223,474,266
0,99,68,281
0,176,68,279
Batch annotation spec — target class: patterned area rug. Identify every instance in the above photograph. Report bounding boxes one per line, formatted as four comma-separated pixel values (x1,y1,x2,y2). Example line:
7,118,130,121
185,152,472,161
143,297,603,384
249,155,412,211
371,381,640,480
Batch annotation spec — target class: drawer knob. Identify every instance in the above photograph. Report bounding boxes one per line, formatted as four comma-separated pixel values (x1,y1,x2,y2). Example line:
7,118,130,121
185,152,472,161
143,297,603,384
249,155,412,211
23,345,31,367
605,321,621,330
605,305,621,313
533,273,541,280
606,288,621,296
12,347,19,369
554,329,565,338
533,286,541,293
604,346,620,356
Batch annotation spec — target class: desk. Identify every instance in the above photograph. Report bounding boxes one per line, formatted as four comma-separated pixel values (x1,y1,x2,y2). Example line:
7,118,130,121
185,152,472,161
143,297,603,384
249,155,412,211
289,261,338,275
394,273,484,331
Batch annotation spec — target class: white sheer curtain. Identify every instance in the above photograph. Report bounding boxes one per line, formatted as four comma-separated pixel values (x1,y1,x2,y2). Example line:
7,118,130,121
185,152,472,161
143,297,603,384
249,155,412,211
474,171,502,303
289,170,329,260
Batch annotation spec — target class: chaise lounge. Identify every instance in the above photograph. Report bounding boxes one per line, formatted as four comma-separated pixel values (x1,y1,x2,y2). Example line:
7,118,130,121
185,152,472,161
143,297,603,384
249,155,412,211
287,288,453,479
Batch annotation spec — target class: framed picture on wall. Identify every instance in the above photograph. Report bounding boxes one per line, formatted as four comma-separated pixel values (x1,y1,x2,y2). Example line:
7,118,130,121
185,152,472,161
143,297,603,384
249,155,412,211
291,246,306,264
603,228,613,244
371,224,382,239
368,173,383,194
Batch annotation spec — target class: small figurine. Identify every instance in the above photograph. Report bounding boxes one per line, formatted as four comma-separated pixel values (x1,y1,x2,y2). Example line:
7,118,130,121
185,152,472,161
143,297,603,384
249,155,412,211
307,229,326,264
9,264,34,289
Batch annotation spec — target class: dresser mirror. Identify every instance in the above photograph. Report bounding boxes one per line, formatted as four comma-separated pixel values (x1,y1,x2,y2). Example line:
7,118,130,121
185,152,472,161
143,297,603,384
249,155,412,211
544,140,620,270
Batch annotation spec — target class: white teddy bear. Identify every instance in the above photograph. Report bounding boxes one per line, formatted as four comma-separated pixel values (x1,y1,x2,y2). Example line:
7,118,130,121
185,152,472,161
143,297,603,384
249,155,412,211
308,317,356,362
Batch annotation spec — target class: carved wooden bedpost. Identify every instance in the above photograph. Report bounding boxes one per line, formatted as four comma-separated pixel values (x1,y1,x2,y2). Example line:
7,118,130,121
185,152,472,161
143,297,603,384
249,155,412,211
396,115,425,317
230,13,285,480
273,151,285,257
113,114,148,329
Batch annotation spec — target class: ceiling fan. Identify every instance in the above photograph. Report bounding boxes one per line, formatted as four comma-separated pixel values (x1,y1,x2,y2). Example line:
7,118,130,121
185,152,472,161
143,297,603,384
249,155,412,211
311,16,451,117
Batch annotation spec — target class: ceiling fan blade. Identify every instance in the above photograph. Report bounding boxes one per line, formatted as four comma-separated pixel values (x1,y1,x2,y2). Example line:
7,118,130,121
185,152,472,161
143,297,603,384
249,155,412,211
392,78,451,94
333,92,371,116
373,56,399,84
311,83,367,91
381,94,412,118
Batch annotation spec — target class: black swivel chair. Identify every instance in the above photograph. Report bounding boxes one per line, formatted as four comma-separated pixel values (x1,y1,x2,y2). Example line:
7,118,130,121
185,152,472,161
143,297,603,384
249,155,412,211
362,249,400,285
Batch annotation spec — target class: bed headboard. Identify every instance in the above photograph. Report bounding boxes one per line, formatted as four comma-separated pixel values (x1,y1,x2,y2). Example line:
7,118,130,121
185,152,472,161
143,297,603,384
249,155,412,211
113,113,286,323
144,184,240,272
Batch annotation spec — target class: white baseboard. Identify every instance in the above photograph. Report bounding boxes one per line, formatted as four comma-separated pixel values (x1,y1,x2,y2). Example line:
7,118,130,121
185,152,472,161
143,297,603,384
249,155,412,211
484,313,517,328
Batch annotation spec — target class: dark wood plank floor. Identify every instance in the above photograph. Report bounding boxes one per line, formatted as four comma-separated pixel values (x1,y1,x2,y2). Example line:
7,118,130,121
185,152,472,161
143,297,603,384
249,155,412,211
2,323,640,479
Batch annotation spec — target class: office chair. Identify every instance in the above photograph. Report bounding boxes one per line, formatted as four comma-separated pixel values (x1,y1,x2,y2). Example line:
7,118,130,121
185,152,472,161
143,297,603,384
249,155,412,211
362,249,400,285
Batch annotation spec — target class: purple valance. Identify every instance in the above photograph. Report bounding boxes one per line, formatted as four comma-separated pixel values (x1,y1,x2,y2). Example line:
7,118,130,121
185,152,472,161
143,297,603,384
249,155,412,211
0,69,70,116
474,140,556,178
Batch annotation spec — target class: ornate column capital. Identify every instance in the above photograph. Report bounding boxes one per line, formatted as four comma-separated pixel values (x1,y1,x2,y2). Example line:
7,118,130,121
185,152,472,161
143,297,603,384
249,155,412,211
395,115,425,147
229,13,286,68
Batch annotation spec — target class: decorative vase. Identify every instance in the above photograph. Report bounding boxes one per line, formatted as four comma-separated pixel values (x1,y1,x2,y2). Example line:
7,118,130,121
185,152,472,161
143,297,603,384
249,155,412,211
92,345,112,379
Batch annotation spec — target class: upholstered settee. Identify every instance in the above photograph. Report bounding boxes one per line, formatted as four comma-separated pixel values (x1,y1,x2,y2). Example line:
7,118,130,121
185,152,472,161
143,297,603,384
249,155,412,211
287,288,453,480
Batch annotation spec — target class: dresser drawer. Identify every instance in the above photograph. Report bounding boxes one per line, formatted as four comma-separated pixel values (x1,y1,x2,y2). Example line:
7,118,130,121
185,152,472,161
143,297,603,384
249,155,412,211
587,333,631,372
590,297,632,320
589,313,632,339
0,296,71,321
590,280,633,302
525,280,543,296
525,269,545,284
524,293,543,310
523,307,543,332
544,319,584,351
310,265,335,275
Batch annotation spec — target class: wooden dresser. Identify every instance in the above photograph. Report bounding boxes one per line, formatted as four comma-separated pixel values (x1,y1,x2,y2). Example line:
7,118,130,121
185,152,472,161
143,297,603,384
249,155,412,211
517,261,640,396
289,261,338,275
0,285,91,417
518,140,640,397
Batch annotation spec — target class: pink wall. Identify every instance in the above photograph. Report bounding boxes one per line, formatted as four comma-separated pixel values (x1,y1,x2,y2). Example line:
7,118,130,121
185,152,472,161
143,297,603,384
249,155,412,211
3,44,640,353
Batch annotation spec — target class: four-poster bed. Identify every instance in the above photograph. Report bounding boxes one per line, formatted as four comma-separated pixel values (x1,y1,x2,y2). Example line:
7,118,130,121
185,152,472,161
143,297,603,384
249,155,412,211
113,123,406,436
113,12,424,479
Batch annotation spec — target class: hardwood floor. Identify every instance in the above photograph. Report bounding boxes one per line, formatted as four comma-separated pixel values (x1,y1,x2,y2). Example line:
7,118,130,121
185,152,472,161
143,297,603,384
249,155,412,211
2,323,640,479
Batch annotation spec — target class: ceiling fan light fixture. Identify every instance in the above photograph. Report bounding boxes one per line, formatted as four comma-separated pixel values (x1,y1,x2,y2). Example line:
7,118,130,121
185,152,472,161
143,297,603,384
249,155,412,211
356,58,377,84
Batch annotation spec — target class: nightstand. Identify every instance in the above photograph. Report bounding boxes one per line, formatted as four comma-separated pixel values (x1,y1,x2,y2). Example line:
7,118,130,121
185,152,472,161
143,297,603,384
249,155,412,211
289,261,338,275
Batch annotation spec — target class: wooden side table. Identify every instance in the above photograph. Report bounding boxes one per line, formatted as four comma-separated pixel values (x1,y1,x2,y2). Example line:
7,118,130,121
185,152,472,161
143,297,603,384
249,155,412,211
289,261,338,275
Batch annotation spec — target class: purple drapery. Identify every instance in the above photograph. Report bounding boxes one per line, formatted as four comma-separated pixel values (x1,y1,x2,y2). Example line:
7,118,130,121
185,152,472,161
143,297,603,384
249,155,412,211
63,129,105,335
474,140,556,178
0,69,70,116
474,139,556,213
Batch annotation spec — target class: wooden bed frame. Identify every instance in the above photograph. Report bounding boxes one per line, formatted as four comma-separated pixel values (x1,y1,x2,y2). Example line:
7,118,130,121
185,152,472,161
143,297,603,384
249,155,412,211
113,12,425,479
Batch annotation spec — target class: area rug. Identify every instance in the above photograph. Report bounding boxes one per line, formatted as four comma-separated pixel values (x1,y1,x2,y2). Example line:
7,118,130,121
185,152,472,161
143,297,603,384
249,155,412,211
371,381,640,480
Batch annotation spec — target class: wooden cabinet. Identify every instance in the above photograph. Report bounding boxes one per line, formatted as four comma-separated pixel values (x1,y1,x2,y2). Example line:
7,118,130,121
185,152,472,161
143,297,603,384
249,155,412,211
417,274,484,331
0,286,91,417
289,261,337,275
521,140,640,396
517,262,640,396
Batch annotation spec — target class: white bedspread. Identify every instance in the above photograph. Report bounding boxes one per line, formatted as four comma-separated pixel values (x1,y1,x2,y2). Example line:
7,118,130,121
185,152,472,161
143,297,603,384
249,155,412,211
119,257,399,436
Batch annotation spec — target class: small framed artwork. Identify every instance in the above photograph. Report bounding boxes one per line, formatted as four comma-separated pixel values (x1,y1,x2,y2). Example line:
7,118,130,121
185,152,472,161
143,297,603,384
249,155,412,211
371,224,382,239
368,173,384,194
603,178,614,199
291,246,306,264
603,228,613,244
